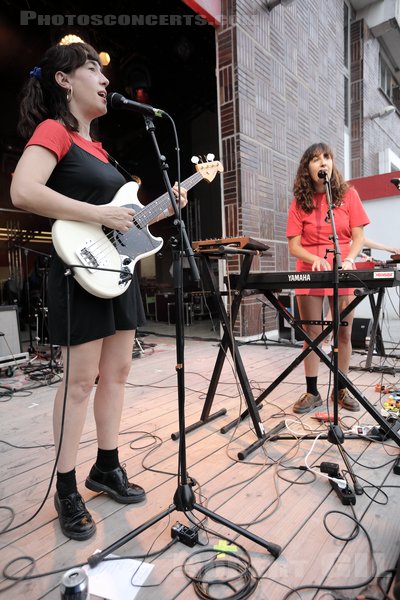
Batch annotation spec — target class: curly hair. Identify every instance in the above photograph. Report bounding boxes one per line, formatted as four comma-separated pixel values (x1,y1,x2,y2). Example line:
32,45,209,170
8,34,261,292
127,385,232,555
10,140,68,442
293,142,349,213
17,42,101,139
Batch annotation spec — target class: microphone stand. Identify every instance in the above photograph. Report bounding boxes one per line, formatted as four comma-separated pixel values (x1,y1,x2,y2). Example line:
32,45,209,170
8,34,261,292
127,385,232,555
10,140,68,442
269,175,363,501
12,244,51,355
320,171,363,497
23,248,35,354
87,114,281,569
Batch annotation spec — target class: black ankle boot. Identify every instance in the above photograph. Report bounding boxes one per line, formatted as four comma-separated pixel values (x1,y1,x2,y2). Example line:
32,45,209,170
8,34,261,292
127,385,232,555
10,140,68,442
54,491,96,541
85,464,146,504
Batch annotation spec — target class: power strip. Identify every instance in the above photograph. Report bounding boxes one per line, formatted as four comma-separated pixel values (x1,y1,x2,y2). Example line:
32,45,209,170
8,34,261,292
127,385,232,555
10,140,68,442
320,462,356,505
351,424,376,436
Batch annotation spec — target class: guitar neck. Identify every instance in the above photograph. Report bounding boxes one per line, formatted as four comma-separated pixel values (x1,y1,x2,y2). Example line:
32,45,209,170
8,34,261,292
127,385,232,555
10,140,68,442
134,172,204,227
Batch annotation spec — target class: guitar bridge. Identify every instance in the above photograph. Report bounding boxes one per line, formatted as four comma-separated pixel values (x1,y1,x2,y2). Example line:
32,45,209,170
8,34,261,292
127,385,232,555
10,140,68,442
77,241,109,272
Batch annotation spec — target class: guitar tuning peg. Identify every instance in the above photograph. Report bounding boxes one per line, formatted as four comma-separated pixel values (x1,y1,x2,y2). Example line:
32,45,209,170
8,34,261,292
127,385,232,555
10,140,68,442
206,153,215,162
191,156,200,164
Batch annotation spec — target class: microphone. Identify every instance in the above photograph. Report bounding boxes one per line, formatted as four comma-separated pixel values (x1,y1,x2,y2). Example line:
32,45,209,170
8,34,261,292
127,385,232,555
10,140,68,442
390,178,400,190
318,170,329,181
107,92,165,118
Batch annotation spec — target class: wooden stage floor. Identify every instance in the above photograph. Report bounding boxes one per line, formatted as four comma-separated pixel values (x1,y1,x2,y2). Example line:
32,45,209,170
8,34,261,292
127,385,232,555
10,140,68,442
0,333,399,599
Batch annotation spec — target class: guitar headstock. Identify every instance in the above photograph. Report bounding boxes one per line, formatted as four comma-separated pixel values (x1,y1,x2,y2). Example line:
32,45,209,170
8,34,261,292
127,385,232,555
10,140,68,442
191,154,224,183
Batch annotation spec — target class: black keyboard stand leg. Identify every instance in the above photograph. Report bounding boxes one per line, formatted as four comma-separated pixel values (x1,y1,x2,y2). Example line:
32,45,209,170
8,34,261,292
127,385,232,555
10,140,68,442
172,253,266,443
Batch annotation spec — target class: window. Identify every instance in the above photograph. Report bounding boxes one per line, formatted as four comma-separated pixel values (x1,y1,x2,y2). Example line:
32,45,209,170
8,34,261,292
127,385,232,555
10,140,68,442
343,2,349,69
344,75,349,128
379,55,400,110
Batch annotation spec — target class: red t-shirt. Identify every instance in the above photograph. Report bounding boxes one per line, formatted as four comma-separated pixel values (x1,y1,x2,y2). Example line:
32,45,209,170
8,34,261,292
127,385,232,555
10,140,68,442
25,119,109,163
286,186,370,295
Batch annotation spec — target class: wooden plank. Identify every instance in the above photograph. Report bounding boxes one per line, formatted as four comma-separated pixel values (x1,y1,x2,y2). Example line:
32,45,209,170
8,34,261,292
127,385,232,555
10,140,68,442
0,335,398,599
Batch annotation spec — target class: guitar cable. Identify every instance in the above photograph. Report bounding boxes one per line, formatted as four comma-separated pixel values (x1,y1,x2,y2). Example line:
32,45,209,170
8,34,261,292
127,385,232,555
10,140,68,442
0,271,71,538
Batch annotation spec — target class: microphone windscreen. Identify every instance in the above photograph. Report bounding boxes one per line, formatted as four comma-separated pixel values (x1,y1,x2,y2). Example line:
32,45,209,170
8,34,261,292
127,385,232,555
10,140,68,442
107,92,125,109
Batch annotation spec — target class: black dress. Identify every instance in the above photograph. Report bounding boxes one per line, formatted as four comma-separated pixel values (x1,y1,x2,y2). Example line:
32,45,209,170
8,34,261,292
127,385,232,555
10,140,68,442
43,139,146,346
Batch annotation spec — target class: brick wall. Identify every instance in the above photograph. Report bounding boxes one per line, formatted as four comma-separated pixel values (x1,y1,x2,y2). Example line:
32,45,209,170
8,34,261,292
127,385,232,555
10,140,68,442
216,0,346,337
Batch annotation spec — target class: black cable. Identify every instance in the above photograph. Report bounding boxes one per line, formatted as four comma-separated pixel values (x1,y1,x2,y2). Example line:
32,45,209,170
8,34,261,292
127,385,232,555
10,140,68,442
0,274,72,535
377,568,396,599
1,518,179,591
182,546,259,600
0,439,53,450
276,465,317,485
282,510,377,599
342,472,389,505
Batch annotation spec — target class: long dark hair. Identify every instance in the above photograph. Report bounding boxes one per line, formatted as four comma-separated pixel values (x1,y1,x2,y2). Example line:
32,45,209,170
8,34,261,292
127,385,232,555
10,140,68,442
17,42,101,139
293,142,349,213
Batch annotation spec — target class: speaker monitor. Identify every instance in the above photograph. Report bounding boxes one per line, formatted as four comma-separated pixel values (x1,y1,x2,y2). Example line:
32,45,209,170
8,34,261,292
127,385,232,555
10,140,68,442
351,317,372,349
0,305,22,357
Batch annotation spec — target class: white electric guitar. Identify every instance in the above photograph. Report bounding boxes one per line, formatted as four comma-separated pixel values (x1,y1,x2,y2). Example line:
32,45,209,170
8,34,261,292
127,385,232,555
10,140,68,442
52,157,223,299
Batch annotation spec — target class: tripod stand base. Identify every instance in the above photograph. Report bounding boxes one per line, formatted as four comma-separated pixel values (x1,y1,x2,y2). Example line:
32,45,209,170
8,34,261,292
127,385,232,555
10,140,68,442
327,424,345,444
271,423,364,497
192,501,281,557
87,484,282,568
87,505,175,567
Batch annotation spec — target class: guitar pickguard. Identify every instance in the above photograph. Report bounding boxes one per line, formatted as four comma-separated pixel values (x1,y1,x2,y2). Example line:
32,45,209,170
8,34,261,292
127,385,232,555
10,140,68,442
112,202,163,260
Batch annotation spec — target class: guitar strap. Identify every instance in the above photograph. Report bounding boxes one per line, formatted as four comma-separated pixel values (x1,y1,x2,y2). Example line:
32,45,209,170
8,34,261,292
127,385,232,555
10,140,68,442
107,153,142,187
64,126,141,187
62,127,140,186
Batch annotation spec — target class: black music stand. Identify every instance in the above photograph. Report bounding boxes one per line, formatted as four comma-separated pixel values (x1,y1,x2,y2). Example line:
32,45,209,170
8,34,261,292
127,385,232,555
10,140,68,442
86,119,281,570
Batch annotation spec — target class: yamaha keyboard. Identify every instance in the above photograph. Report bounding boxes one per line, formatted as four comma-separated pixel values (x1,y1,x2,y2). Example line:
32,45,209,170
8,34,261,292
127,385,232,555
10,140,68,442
229,267,400,290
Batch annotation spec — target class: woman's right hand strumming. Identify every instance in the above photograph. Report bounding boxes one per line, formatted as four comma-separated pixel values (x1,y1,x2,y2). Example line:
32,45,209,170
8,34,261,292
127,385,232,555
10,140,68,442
96,204,135,232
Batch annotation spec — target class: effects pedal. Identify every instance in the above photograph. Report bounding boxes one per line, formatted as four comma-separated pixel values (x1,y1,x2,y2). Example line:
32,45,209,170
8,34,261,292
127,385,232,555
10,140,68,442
375,384,394,393
171,522,198,547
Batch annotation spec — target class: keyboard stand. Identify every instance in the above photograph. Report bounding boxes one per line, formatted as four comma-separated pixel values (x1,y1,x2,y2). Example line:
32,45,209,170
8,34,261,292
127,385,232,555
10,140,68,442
171,250,267,444
221,287,400,458
350,288,400,374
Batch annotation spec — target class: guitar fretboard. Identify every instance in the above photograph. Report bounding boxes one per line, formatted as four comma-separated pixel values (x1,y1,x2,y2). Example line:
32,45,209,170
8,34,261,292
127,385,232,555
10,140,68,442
133,172,203,228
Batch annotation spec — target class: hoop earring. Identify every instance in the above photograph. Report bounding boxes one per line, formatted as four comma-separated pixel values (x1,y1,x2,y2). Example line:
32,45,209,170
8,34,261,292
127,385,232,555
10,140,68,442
66,87,73,102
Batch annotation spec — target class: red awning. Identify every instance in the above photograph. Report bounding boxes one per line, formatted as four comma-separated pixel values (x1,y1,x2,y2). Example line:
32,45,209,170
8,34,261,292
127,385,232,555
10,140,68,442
181,0,221,26
349,171,400,201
